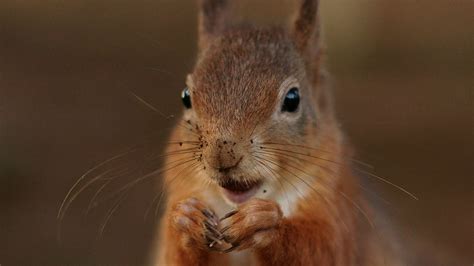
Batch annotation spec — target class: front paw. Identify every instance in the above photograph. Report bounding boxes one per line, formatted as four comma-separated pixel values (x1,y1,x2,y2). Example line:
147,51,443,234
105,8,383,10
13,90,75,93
220,198,283,252
170,197,227,251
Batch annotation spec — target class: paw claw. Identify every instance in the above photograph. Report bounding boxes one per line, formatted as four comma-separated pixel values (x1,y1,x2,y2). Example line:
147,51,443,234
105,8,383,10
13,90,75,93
220,209,238,221
202,209,218,226
206,234,224,246
202,209,215,218
204,221,222,237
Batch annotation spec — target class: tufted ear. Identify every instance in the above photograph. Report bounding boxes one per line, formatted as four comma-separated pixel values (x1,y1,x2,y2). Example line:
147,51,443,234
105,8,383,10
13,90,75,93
197,0,230,52
292,0,320,52
291,0,325,88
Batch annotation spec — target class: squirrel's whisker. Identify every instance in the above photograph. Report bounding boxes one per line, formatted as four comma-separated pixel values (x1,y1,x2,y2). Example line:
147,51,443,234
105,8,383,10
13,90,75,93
254,155,329,205
98,191,129,238
86,151,202,210
259,141,374,170
90,156,199,208
254,154,358,233
257,147,418,200
129,91,203,137
144,161,202,220
254,157,293,209
259,149,381,210
58,147,139,220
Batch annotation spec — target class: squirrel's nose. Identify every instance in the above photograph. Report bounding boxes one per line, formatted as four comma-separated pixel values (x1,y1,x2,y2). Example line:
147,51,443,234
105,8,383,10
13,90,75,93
217,156,243,173
203,138,243,172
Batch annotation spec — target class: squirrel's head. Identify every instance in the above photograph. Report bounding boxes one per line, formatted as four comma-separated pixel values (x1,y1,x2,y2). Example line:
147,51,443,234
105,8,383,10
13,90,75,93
176,0,338,207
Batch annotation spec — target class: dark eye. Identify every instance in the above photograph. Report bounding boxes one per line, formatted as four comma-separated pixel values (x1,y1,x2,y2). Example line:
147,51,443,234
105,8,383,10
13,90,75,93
181,87,191,109
281,87,300,112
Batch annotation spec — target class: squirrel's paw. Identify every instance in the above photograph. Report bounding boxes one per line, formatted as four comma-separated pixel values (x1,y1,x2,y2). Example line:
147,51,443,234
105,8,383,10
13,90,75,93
170,197,229,251
219,198,283,252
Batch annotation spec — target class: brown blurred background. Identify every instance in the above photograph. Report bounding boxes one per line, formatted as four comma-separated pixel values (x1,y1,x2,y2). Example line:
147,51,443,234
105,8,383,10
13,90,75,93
0,0,472,265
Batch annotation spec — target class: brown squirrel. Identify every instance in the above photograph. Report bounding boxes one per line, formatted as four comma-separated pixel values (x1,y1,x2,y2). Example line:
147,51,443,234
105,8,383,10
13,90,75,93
152,0,403,265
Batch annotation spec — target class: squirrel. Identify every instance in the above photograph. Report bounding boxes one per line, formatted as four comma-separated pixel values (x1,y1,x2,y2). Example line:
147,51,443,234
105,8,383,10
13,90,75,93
152,0,403,265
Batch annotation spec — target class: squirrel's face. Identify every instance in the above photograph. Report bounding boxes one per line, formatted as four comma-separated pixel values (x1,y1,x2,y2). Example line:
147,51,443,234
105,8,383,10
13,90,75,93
171,0,326,206
177,28,323,205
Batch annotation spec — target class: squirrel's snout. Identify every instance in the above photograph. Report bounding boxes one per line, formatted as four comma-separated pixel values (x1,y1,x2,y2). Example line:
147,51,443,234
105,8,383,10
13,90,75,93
203,138,243,173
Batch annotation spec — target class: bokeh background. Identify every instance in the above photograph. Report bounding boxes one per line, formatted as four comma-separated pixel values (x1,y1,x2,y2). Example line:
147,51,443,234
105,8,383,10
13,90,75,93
0,0,472,265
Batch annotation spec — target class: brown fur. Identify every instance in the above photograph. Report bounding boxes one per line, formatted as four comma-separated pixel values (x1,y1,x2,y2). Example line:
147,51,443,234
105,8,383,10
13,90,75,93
152,0,402,265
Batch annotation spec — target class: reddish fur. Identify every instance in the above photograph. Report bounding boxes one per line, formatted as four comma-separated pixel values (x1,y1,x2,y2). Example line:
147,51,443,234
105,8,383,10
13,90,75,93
152,0,402,265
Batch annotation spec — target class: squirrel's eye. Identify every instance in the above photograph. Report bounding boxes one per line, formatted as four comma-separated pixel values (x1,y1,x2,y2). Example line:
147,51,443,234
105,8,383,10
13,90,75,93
181,87,192,109
282,87,300,112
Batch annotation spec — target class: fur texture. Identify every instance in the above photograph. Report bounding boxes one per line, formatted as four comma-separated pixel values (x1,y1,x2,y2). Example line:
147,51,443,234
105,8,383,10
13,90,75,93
152,0,402,265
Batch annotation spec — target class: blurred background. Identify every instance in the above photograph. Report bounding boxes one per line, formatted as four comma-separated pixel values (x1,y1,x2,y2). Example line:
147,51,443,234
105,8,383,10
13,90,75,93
0,0,472,264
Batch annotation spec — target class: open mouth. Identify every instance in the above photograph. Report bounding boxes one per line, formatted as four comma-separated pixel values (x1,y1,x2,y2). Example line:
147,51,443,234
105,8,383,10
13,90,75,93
219,178,262,204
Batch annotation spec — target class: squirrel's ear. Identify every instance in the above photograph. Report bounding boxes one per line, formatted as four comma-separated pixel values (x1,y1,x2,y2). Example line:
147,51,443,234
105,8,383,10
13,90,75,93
291,0,320,52
197,0,229,51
